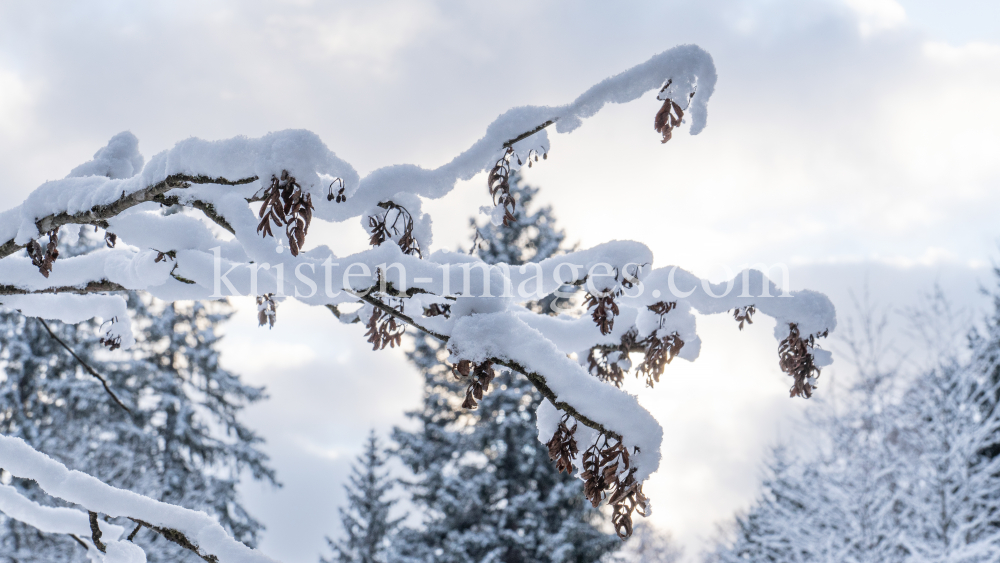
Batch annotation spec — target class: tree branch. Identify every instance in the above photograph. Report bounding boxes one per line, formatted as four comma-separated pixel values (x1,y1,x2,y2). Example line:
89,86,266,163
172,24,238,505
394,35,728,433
503,120,556,149
0,280,128,296
37,318,132,414
127,518,220,563
356,291,621,440
0,173,257,260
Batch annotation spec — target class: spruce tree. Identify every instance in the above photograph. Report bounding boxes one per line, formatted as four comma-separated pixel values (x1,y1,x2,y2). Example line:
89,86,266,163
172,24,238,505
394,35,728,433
323,430,403,563
0,229,275,562
392,173,619,563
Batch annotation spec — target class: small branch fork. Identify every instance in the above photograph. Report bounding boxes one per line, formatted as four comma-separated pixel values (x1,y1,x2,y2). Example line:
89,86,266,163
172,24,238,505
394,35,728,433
37,318,132,414
76,513,221,563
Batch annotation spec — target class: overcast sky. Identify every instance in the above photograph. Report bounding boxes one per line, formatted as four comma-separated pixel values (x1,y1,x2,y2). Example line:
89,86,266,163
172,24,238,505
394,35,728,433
1,1,999,561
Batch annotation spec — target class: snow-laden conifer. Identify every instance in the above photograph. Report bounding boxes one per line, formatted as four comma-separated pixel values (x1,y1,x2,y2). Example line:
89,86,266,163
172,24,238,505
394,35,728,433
323,431,403,563
392,174,619,563
0,230,275,562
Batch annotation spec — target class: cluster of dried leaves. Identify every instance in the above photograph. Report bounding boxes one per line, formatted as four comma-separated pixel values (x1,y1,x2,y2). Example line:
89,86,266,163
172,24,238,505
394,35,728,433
637,332,684,387
546,414,579,475
104,232,117,248
732,304,756,330
367,201,421,257
26,228,59,278
487,147,516,226
99,317,122,351
587,344,631,387
452,359,496,409
779,323,828,398
365,307,405,350
582,435,649,539
586,301,684,388
635,302,684,386
653,79,693,144
545,417,647,539
423,303,451,318
256,293,277,329
256,170,314,256
585,292,620,336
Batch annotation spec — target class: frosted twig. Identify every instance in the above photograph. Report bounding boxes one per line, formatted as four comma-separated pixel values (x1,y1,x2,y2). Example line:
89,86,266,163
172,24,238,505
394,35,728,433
37,318,132,414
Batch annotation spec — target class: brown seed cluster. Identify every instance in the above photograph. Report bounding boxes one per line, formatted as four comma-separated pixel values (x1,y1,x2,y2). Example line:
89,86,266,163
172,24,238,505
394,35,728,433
99,316,122,351
26,228,60,278
257,170,314,256
546,414,579,475
581,435,649,540
452,359,496,409
367,201,421,257
585,292,620,336
365,307,405,350
732,304,756,330
587,344,631,388
423,303,451,318
779,323,828,399
487,147,516,226
637,332,684,388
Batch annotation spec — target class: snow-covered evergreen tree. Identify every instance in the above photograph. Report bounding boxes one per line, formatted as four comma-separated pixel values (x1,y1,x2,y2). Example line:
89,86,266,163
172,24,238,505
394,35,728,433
0,229,275,562
392,173,619,563
706,447,821,563
323,430,403,563
707,290,1000,563
707,305,910,563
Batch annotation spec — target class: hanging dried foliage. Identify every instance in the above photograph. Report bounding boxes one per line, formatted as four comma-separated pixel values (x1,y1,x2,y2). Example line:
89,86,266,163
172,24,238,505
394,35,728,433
546,414,580,474
256,170,314,256
451,359,497,409
423,303,451,318
365,307,405,350
778,323,828,398
732,304,756,330
26,228,60,278
487,147,516,226
585,292,620,336
637,332,684,387
256,293,277,329
367,201,421,257
99,317,122,351
580,435,649,540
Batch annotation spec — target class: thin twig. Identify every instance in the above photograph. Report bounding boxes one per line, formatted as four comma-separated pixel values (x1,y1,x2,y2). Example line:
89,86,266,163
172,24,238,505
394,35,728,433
88,511,106,553
37,319,132,414
355,291,621,440
69,533,89,550
127,522,143,542
128,518,219,563
503,119,556,148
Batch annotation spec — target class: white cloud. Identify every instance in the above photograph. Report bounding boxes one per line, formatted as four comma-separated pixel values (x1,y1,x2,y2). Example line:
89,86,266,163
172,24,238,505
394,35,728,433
843,0,907,36
0,69,31,136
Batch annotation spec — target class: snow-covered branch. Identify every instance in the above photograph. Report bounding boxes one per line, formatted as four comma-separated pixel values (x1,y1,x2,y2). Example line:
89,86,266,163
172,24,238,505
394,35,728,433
0,43,836,545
